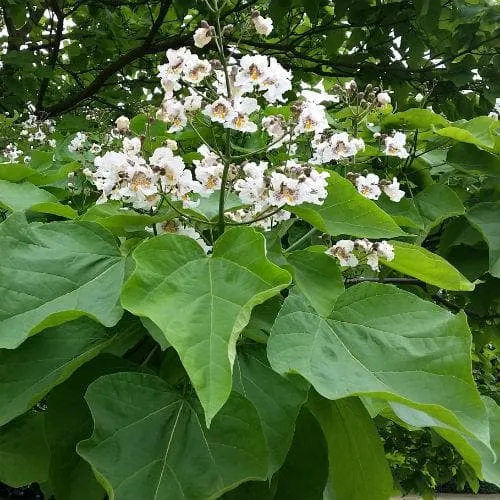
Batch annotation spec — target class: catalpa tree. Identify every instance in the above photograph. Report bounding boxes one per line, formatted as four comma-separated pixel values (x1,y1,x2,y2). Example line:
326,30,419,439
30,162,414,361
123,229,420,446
0,1,499,499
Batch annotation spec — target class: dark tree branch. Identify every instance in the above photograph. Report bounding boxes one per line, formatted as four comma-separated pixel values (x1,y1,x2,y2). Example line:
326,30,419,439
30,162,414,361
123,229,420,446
37,0,65,109
41,0,176,116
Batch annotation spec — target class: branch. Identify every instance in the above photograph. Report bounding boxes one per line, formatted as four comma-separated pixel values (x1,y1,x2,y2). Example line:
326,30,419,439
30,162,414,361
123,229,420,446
41,0,176,117
37,0,65,109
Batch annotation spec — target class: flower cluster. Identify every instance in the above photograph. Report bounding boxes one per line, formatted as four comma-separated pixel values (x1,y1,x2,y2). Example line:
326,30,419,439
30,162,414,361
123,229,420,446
2,143,23,163
68,132,88,152
311,132,365,164
20,113,56,145
349,172,405,202
326,239,395,271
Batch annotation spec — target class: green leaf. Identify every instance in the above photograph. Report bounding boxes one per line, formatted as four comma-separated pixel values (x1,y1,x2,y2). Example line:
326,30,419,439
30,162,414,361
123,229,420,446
233,345,308,475
78,372,268,500
3,319,85,415
81,201,171,235
308,394,393,500
383,241,475,291
290,171,404,238
447,142,500,177
121,227,291,425
0,163,38,182
436,117,497,149
413,184,465,234
273,408,329,500
0,214,125,349
0,180,77,218
286,248,344,316
45,355,136,500
381,108,449,130
0,317,139,427
268,284,492,459
466,202,500,278
0,411,50,487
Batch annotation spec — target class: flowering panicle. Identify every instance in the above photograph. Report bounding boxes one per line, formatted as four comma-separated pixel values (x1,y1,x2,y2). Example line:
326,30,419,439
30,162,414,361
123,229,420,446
348,172,405,202
326,239,395,271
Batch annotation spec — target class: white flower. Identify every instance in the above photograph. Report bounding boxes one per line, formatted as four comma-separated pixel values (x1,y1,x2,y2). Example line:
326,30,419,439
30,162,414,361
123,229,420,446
68,132,87,152
203,97,234,124
495,97,500,114
295,102,329,134
268,172,301,207
182,55,211,84
123,137,141,157
115,116,130,133
3,143,23,162
118,164,159,210
90,143,102,154
414,93,424,103
48,139,57,148
300,80,339,104
184,93,203,112
312,133,364,163
24,156,31,164
193,24,212,48
33,129,46,142
488,111,499,121
252,15,273,36
234,162,268,205
157,99,187,132
355,173,382,200
236,55,269,87
382,177,405,202
225,97,260,132
376,92,391,106
325,240,358,267
259,57,292,103
92,151,129,195
344,80,357,91
366,240,395,271
195,163,225,196
384,132,409,159
262,115,288,148
166,139,178,150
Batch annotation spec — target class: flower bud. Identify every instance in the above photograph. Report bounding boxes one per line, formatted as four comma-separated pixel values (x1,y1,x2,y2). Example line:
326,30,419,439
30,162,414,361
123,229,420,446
115,115,130,133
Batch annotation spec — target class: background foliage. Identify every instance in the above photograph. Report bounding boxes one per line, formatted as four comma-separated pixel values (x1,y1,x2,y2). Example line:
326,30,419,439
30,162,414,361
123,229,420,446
0,0,499,499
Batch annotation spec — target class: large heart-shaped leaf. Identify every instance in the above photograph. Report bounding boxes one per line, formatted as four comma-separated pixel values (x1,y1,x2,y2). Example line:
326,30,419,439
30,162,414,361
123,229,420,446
466,202,500,278
0,179,77,218
268,283,493,464
290,171,404,238
308,394,393,500
0,214,125,349
383,241,475,291
0,411,50,488
0,317,139,427
78,372,268,500
45,355,137,500
286,248,344,317
121,227,291,425
233,345,308,475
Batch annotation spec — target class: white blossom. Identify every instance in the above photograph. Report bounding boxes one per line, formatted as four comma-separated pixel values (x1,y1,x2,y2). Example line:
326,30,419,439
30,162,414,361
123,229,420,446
193,24,212,48
252,15,273,36
382,177,405,202
182,55,211,84
123,137,142,157
236,54,269,87
155,220,212,253
184,93,203,112
225,97,260,132
90,143,102,154
3,143,23,162
325,240,358,267
115,116,130,133
68,132,87,152
384,132,409,159
259,57,292,103
295,102,329,134
414,93,424,103
311,132,364,163
157,99,187,132
376,92,391,106
203,97,234,124
355,173,382,200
